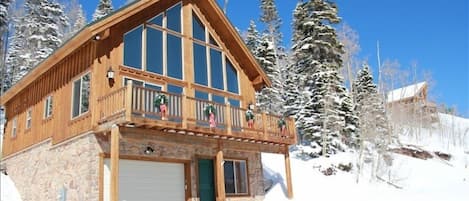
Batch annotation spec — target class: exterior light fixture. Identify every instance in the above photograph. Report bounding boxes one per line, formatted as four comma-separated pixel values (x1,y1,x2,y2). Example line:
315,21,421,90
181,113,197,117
106,67,115,80
144,146,154,155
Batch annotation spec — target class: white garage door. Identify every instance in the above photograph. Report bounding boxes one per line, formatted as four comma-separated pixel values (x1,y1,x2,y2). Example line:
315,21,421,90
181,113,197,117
104,159,185,201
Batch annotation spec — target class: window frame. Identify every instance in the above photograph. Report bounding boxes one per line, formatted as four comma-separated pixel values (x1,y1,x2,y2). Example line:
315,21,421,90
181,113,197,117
71,72,91,119
25,108,32,130
224,159,249,196
44,95,53,119
11,116,17,138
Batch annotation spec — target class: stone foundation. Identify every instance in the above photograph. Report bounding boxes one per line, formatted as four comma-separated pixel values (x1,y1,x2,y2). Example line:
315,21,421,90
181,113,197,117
1,133,102,201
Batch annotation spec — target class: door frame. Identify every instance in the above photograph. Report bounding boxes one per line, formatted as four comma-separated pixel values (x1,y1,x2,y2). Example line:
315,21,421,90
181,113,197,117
99,153,192,201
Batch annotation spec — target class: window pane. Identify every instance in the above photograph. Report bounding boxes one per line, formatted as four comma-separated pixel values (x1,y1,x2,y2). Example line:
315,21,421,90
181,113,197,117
145,83,162,91
192,14,205,41
146,28,163,74
224,161,235,194
167,3,181,32
167,85,183,94
228,99,240,107
209,35,218,47
193,43,207,85
148,14,163,26
146,28,163,75
167,34,182,79
212,95,224,104
195,91,208,100
72,79,81,117
210,49,223,90
226,59,239,94
235,161,248,194
80,74,90,114
124,26,143,69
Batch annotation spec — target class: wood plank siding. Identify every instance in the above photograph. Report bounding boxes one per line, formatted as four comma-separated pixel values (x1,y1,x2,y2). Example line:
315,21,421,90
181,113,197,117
1,0,295,157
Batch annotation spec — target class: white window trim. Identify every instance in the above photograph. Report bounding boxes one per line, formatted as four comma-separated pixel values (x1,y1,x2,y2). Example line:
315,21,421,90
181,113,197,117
26,108,32,129
11,117,17,138
44,95,53,119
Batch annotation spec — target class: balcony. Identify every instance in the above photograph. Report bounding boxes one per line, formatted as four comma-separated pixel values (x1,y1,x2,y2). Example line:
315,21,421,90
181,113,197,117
96,82,297,146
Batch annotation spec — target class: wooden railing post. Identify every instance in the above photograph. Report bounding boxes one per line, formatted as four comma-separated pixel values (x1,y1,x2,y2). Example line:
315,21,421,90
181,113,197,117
284,149,294,199
181,95,188,129
124,80,133,122
225,102,232,135
262,112,268,141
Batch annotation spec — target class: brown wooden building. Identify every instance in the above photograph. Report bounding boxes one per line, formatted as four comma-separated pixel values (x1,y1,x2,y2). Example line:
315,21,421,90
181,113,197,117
0,0,296,200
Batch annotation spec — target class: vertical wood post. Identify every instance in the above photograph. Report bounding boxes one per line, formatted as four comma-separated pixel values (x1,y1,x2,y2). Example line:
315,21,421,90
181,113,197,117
181,94,188,129
225,102,232,135
215,141,226,201
110,125,120,201
125,80,133,122
262,112,268,140
284,149,293,199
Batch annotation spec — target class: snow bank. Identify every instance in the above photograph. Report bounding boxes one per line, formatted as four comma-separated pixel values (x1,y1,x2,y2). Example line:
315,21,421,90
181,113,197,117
1,173,22,201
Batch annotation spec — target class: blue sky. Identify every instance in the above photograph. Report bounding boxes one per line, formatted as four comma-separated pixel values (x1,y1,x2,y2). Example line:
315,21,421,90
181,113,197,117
81,0,468,117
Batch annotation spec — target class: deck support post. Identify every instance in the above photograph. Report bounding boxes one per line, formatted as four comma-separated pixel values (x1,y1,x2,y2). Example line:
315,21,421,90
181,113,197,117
215,141,226,201
110,125,120,201
285,149,293,199
125,80,133,122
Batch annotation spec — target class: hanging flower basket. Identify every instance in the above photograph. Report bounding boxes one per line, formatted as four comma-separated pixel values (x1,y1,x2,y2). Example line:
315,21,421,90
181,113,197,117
204,104,217,118
277,118,286,129
154,94,168,108
245,110,255,121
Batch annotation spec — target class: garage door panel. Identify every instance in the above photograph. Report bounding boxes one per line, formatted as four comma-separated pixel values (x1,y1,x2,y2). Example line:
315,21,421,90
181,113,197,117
104,159,185,201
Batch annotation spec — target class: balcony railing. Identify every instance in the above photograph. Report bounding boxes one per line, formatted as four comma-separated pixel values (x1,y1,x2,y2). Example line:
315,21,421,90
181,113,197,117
97,82,297,145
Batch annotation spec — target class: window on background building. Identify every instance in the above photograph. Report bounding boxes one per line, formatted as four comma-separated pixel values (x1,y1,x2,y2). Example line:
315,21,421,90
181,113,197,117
224,160,248,195
72,73,90,118
26,109,32,129
44,95,53,119
11,117,17,138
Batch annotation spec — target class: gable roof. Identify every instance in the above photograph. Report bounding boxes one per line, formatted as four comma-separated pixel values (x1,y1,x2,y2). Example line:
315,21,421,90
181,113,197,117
0,0,270,105
386,81,427,103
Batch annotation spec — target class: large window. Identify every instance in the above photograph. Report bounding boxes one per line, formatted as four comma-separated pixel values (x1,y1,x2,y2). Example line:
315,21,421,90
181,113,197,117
26,108,32,129
44,95,53,119
224,160,248,195
11,117,17,138
123,3,183,80
192,12,239,94
72,73,90,118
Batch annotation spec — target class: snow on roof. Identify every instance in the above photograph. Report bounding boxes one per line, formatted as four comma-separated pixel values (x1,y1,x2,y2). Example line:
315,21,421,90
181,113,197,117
387,81,427,103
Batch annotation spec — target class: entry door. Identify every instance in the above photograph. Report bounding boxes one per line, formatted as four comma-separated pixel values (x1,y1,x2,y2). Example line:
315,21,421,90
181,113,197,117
198,159,215,201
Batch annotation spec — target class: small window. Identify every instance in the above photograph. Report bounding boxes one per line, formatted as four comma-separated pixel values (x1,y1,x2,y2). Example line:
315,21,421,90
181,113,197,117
26,109,32,129
148,14,163,26
11,117,17,138
167,85,183,94
44,95,53,119
224,160,248,195
72,73,91,118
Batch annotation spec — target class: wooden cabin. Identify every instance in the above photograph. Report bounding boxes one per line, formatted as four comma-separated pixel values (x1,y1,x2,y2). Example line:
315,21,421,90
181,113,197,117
0,1,296,200
386,81,438,123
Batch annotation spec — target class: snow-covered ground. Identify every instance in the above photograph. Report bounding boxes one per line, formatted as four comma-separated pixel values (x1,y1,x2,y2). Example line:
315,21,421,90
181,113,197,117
1,173,22,201
264,113,469,201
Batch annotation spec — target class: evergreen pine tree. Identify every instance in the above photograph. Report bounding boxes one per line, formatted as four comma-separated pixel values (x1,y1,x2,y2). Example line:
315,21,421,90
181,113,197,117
0,0,11,93
255,34,282,114
260,0,282,46
65,0,86,37
93,0,113,21
72,5,86,33
353,64,390,152
5,0,68,86
293,0,355,155
245,20,259,53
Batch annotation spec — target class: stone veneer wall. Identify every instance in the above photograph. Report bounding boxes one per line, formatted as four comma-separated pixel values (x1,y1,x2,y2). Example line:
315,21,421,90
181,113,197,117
1,133,102,201
98,132,266,201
